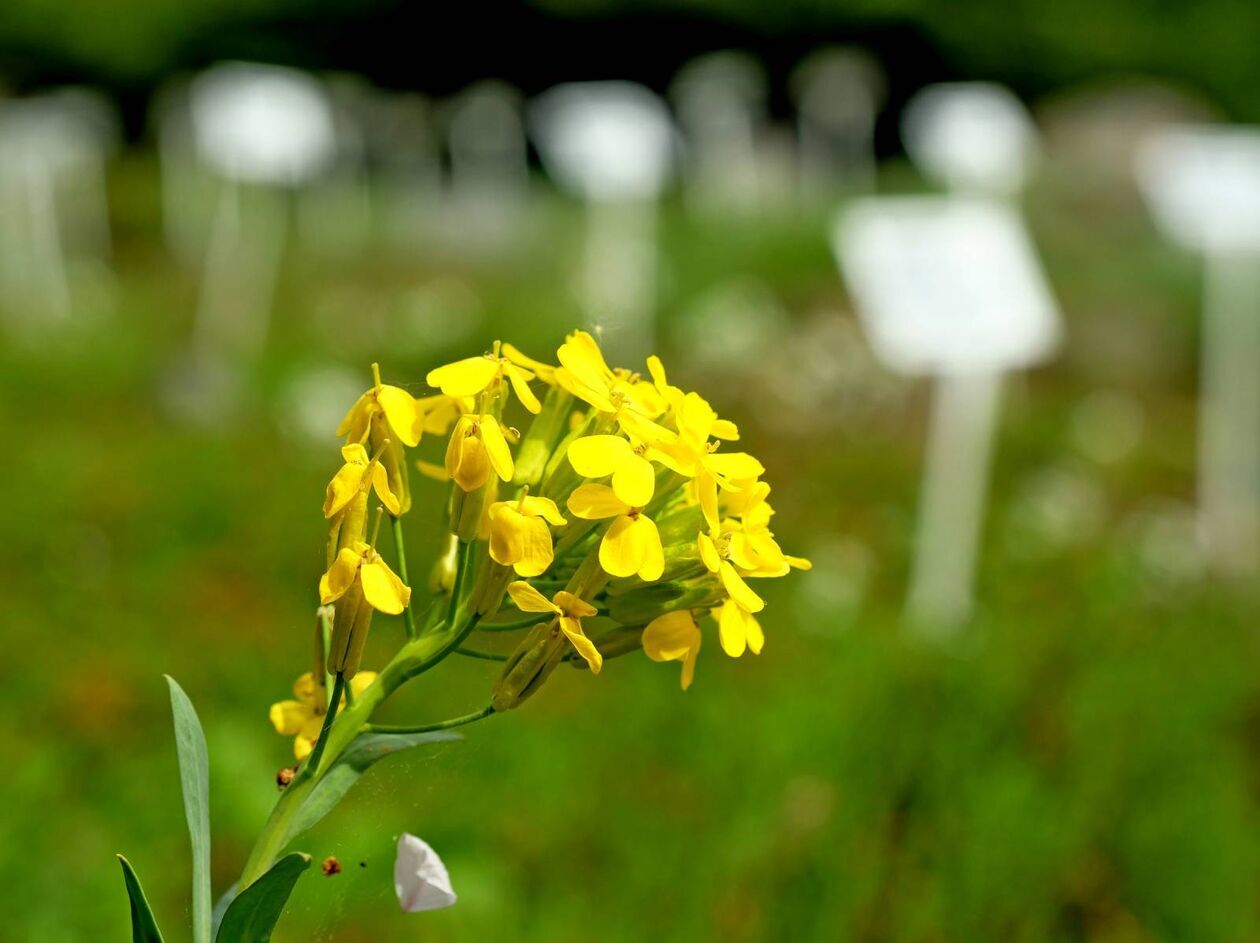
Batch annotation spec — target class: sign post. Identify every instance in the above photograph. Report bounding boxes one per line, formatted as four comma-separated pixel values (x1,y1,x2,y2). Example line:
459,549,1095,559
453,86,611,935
1136,126,1260,574
834,197,1062,626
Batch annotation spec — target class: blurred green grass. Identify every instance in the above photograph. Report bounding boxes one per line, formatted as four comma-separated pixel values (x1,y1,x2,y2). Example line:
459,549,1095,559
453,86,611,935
4,154,1260,942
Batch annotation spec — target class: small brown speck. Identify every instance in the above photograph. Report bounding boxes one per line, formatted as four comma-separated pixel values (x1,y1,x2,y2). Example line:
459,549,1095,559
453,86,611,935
322,856,342,877
276,766,298,790
358,861,367,868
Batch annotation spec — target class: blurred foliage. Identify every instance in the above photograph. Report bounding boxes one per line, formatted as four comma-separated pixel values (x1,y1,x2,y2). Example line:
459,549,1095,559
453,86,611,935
4,151,1260,943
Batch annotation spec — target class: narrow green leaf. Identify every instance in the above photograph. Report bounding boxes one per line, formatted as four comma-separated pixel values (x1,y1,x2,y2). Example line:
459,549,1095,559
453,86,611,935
282,730,461,846
215,853,311,943
117,855,165,943
166,675,212,943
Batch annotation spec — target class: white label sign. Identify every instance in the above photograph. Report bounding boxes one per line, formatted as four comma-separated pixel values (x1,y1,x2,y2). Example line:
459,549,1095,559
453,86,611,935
530,82,675,202
1135,125,1260,253
833,196,1061,374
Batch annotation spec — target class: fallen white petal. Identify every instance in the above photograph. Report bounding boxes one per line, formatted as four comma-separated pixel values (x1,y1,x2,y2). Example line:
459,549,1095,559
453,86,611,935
394,833,457,912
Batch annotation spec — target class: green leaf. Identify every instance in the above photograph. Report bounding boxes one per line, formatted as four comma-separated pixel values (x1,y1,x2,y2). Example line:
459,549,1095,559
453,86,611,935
166,675,212,943
282,730,462,846
117,855,165,943
215,853,311,943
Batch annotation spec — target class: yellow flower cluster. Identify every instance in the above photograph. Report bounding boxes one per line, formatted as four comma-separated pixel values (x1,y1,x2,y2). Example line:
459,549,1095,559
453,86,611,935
272,330,809,753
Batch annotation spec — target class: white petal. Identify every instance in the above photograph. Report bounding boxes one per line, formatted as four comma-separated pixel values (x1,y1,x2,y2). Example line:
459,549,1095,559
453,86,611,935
394,833,458,913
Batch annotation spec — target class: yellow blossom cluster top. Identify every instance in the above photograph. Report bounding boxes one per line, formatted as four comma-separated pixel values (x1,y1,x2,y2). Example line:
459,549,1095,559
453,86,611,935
272,330,809,755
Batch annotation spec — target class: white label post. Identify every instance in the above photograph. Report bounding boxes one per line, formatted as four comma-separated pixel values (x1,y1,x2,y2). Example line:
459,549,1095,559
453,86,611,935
834,197,1062,627
1135,126,1260,573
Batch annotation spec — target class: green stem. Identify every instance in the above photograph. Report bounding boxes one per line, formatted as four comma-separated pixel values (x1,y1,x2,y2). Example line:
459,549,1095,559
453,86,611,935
455,647,509,661
366,704,495,735
236,543,484,891
477,613,550,632
302,672,344,780
392,516,417,640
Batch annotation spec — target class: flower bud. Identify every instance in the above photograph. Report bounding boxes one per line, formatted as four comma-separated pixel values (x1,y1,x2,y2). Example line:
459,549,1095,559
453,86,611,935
470,559,514,616
428,533,459,594
327,582,375,679
491,619,566,711
512,385,573,488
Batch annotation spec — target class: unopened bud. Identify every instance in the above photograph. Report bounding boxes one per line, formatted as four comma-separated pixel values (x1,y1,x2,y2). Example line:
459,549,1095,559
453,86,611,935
491,619,566,711
327,582,374,679
513,386,573,487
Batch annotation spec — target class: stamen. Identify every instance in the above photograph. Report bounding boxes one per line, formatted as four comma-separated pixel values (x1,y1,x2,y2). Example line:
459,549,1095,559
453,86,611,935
370,362,382,389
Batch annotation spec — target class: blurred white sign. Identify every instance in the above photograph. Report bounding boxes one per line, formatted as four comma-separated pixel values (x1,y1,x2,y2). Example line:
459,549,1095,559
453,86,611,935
190,62,337,186
1135,125,1260,252
530,82,675,202
902,83,1038,196
834,196,1061,375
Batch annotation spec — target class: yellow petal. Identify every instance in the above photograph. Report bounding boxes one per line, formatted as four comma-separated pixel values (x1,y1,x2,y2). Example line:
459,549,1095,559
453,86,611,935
568,482,630,520
294,714,325,759
519,495,567,526
269,699,312,736
427,356,500,398
507,580,561,614
746,611,765,655
642,611,700,662
323,462,363,519
560,616,603,674
490,506,554,577
371,462,402,517
707,451,765,484
567,434,631,478
557,330,612,391
336,390,373,439
599,514,663,580
786,555,813,571
293,672,321,705
479,416,515,483
645,354,668,390
611,453,655,508
361,557,410,614
504,363,542,414
502,343,556,383
554,591,598,619
340,443,370,464
416,459,448,481
718,600,749,658
377,385,422,447
711,418,739,440
349,671,378,698
319,547,362,604
698,531,721,573
719,561,765,613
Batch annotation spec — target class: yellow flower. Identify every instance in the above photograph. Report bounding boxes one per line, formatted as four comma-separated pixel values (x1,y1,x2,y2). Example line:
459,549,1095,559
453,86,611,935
269,671,378,759
426,342,542,414
320,540,411,678
506,581,602,672
554,331,668,436
642,611,701,690
323,443,401,519
488,495,568,577
444,414,514,492
321,540,411,613
567,434,656,507
567,483,664,581
698,526,766,659
720,480,813,577
337,366,424,448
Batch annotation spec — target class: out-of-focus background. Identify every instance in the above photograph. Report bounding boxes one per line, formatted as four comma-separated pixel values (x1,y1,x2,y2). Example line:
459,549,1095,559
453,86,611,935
6,1,1260,941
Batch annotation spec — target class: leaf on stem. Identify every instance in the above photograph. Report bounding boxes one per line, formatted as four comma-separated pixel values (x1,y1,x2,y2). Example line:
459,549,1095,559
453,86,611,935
118,855,165,943
215,853,311,943
281,730,462,847
166,675,212,943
